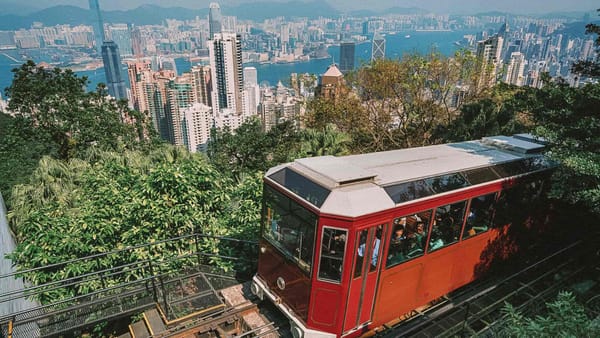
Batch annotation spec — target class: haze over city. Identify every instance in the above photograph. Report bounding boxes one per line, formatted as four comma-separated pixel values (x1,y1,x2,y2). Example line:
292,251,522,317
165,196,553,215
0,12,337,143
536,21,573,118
1,0,598,15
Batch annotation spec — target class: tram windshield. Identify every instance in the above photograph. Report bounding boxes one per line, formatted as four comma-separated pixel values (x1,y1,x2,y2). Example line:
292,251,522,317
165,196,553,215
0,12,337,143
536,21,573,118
262,184,317,274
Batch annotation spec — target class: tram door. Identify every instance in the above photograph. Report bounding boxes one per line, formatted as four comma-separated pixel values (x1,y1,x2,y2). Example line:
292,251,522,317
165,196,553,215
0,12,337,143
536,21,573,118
343,224,385,333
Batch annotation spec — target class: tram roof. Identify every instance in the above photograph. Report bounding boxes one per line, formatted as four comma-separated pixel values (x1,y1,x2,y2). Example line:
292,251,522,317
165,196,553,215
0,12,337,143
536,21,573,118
266,135,552,217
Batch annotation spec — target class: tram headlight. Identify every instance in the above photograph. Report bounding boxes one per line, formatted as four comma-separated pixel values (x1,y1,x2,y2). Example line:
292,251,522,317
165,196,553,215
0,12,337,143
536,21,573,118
251,281,264,300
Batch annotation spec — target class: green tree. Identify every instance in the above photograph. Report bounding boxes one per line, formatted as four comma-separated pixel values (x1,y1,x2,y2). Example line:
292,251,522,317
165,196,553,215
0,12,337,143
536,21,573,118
437,83,531,142
8,145,263,300
502,291,600,337
0,113,58,208
530,78,600,214
207,118,303,180
299,124,351,157
305,50,486,152
5,61,151,160
571,9,600,78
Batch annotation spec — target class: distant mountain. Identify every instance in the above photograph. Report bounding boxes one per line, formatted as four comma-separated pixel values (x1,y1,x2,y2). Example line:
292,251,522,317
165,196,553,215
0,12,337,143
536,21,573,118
554,20,600,38
225,1,339,20
348,6,428,17
472,11,511,17
1,2,41,16
385,7,429,15
0,1,339,30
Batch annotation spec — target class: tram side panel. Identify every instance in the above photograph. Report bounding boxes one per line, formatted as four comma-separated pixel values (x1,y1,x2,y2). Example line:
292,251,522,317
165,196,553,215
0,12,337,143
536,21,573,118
307,217,354,336
258,240,312,321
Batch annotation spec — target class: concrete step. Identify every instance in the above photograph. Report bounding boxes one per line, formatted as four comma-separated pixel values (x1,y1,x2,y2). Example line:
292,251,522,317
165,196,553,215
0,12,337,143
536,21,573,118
129,320,150,338
143,308,167,336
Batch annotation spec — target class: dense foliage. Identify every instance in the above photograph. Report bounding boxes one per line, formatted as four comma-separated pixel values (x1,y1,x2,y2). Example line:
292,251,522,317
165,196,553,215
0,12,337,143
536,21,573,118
502,291,600,337
528,79,600,214
5,60,153,160
305,50,487,152
7,146,262,299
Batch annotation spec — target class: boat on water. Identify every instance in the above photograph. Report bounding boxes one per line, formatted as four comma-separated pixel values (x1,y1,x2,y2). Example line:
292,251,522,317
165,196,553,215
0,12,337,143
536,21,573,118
405,34,411,38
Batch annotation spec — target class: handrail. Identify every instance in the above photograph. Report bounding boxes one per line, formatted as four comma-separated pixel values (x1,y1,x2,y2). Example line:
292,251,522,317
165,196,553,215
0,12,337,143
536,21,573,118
0,232,257,280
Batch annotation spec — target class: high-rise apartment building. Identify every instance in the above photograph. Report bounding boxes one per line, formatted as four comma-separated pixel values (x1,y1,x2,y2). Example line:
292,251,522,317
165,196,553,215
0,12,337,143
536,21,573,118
372,32,385,61
191,65,212,107
209,3,223,39
166,74,196,145
101,41,127,100
243,67,258,87
504,52,526,86
182,103,213,153
339,42,355,73
131,26,143,57
476,34,504,86
209,32,244,115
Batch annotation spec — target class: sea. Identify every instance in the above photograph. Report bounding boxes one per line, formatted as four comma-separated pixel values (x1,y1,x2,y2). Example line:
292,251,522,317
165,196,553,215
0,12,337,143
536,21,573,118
0,30,475,95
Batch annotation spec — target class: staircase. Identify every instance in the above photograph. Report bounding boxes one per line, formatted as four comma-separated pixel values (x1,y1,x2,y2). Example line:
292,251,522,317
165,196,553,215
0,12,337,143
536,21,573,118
118,308,167,338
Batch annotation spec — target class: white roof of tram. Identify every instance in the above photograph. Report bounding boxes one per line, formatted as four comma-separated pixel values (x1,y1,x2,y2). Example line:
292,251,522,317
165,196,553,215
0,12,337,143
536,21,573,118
265,135,547,218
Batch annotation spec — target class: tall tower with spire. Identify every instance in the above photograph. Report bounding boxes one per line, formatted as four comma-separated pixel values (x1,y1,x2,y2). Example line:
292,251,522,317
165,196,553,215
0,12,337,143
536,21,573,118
88,0,105,53
89,0,126,100
209,3,223,39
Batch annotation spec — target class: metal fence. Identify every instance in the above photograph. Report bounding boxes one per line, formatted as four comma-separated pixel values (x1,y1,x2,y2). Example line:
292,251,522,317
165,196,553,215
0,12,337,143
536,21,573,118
0,233,258,337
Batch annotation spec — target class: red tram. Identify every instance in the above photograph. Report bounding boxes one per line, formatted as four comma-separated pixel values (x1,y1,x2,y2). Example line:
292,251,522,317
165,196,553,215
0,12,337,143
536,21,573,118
251,135,555,338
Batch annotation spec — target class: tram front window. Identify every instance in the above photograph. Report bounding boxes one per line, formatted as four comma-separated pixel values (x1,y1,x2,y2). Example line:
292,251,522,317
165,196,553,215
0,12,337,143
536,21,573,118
262,185,317,274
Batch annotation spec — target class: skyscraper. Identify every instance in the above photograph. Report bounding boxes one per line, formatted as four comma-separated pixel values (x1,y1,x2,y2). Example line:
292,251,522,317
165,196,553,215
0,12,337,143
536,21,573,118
339,42,355,73
209,32,244,115
209,3,223,39
372,32,385,61
107,24,132,56
90,0,126,100
476,35,504,86
504,52,526,86
191,65,212,107
131,26,143,57
88,0,105,53
101,41,127,100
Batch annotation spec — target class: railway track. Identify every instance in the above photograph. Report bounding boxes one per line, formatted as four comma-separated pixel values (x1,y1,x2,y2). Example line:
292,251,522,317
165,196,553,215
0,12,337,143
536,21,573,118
117,237,598,338
119,282,289,338
377,238,600,337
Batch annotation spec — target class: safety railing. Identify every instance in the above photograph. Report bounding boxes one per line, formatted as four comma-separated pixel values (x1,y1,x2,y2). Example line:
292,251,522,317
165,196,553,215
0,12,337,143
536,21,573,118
0,233,258,337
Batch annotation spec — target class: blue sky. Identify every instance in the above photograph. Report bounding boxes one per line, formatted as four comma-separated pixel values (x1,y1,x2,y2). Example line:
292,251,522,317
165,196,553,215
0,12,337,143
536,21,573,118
2,0,599,14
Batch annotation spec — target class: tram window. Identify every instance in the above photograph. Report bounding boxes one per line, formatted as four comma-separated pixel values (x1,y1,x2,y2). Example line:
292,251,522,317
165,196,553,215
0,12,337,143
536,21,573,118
463,193,497,239
354,229,367,278
386,210,431,268
384,180,434,203
268,168,330,208
319,227,347,283
463,167,500,185
360,225,384,273
428,201,467,252
425,173,470,194
263,185,317,273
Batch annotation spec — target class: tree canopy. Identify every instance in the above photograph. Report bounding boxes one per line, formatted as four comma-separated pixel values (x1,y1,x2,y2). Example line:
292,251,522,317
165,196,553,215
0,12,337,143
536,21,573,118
5,60,153,160
305,50,487,152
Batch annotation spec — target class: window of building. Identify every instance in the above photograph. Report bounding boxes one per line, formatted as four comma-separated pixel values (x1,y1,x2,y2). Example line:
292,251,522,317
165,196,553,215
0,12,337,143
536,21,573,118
428,201,467,252
319,227,347,283
463,192,497,239
386,210,432,268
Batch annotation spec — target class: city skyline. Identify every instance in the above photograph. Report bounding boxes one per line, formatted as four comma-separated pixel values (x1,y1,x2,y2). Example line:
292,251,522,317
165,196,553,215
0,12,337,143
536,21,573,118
2,0,598,15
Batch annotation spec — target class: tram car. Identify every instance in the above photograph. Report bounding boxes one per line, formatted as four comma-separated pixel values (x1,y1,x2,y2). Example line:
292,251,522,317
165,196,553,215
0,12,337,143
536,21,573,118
251,135,555,338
